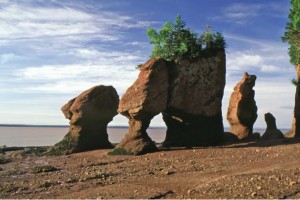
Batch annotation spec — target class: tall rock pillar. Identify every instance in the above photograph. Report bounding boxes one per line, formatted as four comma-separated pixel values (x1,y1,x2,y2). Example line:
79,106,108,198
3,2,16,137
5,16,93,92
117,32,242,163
227,72,257,139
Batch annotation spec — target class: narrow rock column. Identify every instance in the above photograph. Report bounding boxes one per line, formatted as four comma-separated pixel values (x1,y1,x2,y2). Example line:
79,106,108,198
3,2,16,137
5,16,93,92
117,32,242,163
285,117,295,138
295,64,300,138
227,72,258,139
113,58,169,155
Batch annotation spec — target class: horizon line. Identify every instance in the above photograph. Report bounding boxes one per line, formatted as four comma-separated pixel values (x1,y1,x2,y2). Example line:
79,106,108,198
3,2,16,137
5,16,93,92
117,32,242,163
0,123,292,130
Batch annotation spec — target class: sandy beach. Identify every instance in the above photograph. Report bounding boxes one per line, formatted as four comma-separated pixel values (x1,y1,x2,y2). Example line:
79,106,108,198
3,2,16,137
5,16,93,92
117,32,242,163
1,139,300,199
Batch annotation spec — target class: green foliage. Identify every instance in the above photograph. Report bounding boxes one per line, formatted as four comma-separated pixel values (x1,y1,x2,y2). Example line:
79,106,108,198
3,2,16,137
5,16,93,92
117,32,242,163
136,64,143,69
24,147,48,156
282,0,300,65
199,30,226,56
147,15,226,62
292,78,298,86
108,148,133,155
0,155,11,164
46,132,75,156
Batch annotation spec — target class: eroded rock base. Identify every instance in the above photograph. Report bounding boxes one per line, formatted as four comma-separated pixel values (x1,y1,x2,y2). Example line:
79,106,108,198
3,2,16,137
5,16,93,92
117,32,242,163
113,119,158,155
162,112,224,147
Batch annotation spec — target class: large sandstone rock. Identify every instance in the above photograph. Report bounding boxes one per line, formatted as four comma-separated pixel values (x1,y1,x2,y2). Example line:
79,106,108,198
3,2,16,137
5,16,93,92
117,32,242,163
262,113,284,140
285,117,296,138
163,51,226,147
113,51,226,155
295,64,300,138
49,85,119,155
114,58,169,155
227,72,258,139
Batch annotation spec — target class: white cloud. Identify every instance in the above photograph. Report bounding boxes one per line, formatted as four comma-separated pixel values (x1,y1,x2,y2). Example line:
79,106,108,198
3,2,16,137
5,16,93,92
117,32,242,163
71,48,143,62
220,2,288,25
260,64,281,72
17,62,139,95
223,4,262,24
224,33,294,79
0,1,156,44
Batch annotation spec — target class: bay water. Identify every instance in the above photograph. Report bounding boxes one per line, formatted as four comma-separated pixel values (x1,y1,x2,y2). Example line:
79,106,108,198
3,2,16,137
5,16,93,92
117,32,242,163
0,126,166,147
0,126,289,147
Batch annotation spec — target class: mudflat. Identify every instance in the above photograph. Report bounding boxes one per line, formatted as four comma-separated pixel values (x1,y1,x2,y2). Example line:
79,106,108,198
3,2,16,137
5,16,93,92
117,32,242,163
1,139,300,199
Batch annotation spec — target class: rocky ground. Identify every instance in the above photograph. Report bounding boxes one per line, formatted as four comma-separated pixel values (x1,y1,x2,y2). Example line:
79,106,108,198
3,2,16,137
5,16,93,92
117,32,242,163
1,139,300,199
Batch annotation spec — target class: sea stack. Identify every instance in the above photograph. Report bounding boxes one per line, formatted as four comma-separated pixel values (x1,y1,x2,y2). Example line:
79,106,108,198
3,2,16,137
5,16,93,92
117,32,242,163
115,58,169,155
262,113,284,139
112,50,226,155
49,85,119,155
162,50,226,147
227,72,258,139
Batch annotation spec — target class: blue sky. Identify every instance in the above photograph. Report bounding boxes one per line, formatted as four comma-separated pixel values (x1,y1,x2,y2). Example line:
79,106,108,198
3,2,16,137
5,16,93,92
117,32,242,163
0,0,295,129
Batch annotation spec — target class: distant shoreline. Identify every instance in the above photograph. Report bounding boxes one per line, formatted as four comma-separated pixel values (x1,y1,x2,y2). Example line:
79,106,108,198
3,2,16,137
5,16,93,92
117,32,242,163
0,124,165,129
0,124,291,130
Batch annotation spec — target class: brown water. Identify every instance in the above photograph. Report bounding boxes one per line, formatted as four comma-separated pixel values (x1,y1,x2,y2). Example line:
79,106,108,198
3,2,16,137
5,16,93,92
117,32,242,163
0,126,281,147
0,126,166,147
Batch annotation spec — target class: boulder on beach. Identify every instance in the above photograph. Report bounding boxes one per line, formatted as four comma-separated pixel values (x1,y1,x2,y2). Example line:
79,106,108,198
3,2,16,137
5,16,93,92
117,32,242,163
49,85,119,155
227,72,258,139
262,113,284,140
114,58,169,155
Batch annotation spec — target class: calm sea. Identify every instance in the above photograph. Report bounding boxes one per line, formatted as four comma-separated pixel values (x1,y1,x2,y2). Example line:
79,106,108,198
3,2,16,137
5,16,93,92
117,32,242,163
0,126,289,147
0,126,166,147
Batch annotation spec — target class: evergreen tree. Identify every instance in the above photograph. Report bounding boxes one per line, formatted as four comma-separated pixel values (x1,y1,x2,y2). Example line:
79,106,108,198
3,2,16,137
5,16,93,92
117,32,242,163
282,0,300,65
282,0,300,138
147,15,225,62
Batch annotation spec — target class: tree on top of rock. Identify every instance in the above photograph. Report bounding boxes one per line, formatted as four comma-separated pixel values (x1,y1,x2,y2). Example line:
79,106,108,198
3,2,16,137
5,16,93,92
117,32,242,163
147,15,226,62
282,0,300,138
282,0,300,66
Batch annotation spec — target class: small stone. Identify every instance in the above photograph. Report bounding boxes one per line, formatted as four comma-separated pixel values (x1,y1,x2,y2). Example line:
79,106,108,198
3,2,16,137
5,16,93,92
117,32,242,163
251,192,257,197
289,181,297,186
256,186,262,190
164,171,174,175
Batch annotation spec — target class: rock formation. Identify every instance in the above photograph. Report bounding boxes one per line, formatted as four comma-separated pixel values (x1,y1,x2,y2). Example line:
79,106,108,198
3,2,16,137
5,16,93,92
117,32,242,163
227,72,258,139
262,113,284,139
49,85,119,155
223,132,239,143
113,50,226,155
114,58,169,155
285,117,296,138
162,51,226,147
295,64,300,138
